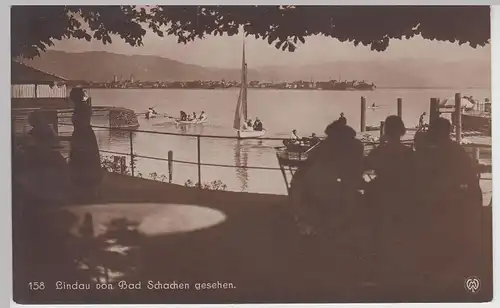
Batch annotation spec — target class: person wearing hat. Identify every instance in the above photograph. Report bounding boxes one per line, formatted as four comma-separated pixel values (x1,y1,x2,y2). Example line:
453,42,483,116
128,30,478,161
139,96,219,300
253,117,263,131
69,87,103,200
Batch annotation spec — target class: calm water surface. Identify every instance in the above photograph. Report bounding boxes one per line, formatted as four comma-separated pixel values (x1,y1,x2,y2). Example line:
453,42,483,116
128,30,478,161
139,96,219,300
64,88,491,197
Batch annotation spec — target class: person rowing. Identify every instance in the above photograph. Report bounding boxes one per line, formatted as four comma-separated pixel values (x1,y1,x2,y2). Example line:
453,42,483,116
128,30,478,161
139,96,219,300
309,133,320,147
291,129,301,144
146,107,157,119
180,111,187,121
199,111,207,121
418,112,428,129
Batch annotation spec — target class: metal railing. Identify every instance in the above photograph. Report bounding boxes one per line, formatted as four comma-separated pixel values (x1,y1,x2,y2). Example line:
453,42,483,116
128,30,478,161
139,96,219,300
58,123,296,185
55,123,491,190
54,123,396,184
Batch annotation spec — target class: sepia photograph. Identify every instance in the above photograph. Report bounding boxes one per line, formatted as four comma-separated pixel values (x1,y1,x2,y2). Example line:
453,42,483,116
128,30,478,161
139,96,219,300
11,4,492,304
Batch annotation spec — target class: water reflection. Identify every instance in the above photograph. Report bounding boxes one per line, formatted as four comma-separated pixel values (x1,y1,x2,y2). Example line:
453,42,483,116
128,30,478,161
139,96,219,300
233,140,249,192
108,130,136,144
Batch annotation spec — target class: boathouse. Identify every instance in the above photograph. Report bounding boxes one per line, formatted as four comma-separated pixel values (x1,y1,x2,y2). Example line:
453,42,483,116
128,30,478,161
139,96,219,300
11,60,71,110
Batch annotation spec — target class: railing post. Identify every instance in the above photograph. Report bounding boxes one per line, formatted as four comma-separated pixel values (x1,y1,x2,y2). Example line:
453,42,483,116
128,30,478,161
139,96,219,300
360,96,366,132
197,136,201,187
455,92,462,144
397,98,403,118
168,150,173,183
129,130,135,177
472,147,480,163
472,147,481,178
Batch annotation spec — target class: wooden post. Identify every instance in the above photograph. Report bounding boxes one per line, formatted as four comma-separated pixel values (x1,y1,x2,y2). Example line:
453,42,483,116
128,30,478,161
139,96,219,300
380,121,385,137
113,156,121,172
168,150,173,183
472,147,481,178
455,93,462,144
472,147,480,163
121,156,126,174
397,98,403,118
360,96,366,132
129,131,135,176
429,98,439,125
197,136,201,187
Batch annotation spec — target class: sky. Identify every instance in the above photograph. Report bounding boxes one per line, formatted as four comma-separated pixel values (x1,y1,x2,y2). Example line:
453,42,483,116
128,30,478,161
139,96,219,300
51,30,491,69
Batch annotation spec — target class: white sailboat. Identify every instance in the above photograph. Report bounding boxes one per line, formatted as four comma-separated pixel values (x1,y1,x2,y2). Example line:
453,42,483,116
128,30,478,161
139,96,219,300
233,40,266,139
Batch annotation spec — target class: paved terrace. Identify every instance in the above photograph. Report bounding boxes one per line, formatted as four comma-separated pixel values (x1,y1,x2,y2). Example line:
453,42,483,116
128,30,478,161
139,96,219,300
14,170,493,305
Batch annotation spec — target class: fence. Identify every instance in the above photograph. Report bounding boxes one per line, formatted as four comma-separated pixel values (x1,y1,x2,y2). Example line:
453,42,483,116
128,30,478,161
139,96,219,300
55,122,491,192
58,123,300,186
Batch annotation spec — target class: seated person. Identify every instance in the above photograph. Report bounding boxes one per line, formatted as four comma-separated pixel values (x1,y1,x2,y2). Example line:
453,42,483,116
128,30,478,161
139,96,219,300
253,118,263,131
199,111,207,121
180,111,187,121
309,133,320,146
415,117,481,205
413,117,483,280
290,129,301,144
289,120,364,234
418,112,427,128
364,115,415,207
338,112,347,126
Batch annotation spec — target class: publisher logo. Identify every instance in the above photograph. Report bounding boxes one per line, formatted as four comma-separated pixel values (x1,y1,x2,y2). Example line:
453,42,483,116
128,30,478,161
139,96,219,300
464,277,481,293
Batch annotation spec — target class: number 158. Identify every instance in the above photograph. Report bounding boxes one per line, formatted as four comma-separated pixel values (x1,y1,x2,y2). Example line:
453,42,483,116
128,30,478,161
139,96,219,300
29,282,45,290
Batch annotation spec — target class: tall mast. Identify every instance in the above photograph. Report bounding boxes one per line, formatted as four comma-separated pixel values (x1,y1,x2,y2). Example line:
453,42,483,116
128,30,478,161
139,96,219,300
242,39,248,121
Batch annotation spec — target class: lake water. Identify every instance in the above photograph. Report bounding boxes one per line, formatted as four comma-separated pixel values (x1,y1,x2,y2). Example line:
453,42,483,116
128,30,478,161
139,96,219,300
68,88,491,198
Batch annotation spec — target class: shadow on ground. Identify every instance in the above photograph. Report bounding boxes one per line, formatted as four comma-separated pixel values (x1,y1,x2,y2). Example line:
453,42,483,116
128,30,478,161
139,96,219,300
13,172,493,304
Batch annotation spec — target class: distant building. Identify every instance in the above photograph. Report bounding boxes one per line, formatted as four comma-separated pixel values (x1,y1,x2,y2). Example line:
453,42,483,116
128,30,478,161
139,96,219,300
113,74,118,83
130,74,135,83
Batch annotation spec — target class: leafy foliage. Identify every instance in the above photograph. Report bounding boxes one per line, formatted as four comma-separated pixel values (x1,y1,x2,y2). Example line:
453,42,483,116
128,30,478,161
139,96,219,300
184,179,227,191
12,5,490,59
12,5,147,59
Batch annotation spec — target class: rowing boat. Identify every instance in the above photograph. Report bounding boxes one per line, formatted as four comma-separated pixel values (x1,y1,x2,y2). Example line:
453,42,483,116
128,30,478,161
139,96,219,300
237,129,266,139
174,117,208,125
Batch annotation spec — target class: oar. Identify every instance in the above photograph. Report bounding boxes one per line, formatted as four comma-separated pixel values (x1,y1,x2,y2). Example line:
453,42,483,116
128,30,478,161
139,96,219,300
304,140,322,154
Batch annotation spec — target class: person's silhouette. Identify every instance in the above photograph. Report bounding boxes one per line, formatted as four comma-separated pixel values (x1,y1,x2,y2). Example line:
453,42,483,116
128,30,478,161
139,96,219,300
364,115,415,207
69,88,102,201
413,117,483,280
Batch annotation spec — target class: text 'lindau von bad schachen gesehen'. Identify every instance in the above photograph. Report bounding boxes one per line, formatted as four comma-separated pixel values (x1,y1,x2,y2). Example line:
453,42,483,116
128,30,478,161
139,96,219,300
54,280,236,291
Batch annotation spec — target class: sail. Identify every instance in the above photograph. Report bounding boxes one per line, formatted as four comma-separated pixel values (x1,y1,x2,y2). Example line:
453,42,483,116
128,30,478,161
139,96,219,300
233,40,248,130
233,87,244,130
243,63,248,121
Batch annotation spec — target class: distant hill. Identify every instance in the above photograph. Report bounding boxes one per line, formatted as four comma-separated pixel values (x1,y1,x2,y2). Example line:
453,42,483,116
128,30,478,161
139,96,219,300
23,50,490,88
22,50,258,82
